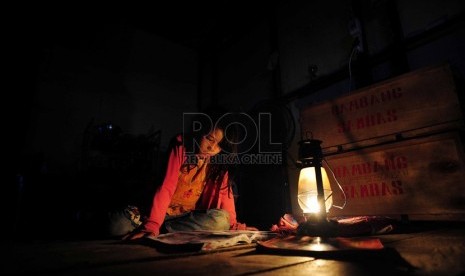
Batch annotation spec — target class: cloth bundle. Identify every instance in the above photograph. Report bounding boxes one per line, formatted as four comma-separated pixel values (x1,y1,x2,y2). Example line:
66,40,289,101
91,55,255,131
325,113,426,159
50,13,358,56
270,214,395,237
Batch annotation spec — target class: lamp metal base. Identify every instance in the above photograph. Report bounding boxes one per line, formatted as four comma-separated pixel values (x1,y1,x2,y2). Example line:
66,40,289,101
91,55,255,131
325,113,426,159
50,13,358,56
297,217,339,237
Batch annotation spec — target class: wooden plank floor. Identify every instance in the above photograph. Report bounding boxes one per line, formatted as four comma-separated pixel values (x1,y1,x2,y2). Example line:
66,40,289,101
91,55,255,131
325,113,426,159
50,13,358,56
4,222,465,275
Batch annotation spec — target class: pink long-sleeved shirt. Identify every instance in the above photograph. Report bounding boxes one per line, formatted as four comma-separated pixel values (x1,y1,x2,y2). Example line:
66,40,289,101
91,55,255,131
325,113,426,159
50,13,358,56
142,135,237,235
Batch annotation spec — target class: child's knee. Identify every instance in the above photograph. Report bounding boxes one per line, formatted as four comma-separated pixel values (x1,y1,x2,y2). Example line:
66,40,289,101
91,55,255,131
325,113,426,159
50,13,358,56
206,209,230,229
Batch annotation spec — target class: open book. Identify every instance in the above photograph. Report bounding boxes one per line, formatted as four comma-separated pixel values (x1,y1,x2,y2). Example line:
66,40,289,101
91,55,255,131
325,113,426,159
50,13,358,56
147,230,276,251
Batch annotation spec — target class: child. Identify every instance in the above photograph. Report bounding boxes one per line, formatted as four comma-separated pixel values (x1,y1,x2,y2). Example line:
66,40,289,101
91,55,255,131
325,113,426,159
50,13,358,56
124,111,257,240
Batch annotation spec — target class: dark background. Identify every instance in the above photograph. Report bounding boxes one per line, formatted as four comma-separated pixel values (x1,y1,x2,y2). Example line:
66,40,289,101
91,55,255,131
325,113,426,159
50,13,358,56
8,0,465,239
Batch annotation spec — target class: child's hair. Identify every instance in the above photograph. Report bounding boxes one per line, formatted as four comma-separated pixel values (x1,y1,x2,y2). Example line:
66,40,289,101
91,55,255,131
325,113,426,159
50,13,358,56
180,106,240,193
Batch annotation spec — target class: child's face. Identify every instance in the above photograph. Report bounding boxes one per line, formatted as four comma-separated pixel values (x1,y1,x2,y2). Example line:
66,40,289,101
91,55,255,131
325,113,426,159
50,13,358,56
199,128,224,157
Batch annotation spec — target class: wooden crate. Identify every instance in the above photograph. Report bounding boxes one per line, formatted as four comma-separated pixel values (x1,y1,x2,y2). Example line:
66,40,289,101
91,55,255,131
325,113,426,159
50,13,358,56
300,64,464,153
325,132,465,219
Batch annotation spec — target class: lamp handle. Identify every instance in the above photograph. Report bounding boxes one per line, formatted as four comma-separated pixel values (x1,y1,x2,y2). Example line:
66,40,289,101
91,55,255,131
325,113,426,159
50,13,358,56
323,159,347,210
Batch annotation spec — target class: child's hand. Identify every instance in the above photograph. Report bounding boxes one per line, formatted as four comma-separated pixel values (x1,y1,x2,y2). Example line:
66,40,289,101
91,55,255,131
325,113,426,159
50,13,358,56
122,229,158,240
231,222,259,231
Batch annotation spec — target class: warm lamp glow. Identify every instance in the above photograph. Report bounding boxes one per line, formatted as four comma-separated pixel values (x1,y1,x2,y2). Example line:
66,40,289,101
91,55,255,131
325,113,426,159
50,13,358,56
296,136,345,238
297,167,333,214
